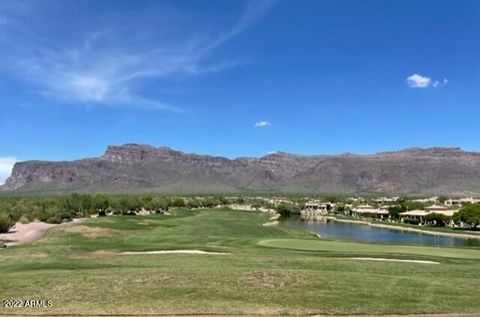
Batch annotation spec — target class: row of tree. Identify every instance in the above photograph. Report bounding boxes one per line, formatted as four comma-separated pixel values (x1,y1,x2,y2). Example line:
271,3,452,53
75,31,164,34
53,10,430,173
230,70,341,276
452,204,480,229
0,194,235,233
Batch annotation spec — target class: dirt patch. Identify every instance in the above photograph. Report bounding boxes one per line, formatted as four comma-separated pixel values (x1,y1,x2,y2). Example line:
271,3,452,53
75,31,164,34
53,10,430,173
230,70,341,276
0,219,84,246
120,250,231,255
339,257,439,264
61,225,115,238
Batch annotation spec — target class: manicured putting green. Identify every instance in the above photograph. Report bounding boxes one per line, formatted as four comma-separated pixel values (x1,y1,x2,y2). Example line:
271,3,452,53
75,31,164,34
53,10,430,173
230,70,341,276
258,238,480,260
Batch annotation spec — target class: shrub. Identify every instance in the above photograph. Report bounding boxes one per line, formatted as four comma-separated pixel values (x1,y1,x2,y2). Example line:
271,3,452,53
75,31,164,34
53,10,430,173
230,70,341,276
404,218,420,225
424,213,450,226
0,212,15,233
453,203,480,229
276,203,301,217
389,205,407,219
37,206,73,224
18,215,31,224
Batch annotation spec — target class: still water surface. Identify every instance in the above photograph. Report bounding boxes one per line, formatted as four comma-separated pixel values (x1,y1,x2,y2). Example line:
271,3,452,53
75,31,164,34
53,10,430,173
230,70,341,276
280,218,480,247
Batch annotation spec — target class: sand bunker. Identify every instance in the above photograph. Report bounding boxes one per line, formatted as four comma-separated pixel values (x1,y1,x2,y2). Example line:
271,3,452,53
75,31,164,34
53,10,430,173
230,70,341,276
340,257,439,264
263,221,279,226
120,250,231,255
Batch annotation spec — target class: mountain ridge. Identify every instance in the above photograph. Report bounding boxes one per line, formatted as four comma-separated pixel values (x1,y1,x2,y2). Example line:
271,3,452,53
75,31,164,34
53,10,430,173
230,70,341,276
2,144,480,195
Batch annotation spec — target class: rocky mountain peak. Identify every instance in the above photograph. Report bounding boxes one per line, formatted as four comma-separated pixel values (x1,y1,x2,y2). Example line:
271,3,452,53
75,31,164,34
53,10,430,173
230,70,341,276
102,143,162,164
377,147,470,158
2,144,480,195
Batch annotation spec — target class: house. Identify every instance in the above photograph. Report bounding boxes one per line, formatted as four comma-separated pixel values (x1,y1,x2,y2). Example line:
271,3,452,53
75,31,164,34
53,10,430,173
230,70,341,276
412,196,439,203
352,205,389,219
424,204,449,212
303,202,330,213
399,209,429,223
400,207,457,226
374,197,399,205
423,204,456,217
301,201,334,220
444,197,480,207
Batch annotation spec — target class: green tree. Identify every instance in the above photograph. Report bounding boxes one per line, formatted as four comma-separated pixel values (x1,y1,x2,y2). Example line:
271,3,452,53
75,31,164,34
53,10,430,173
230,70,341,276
276,203,300,217
171,197,186,208
324,195,339,204
151,197,168,213
405,201,425,211
187,198,201,209
115,196,142,215
438,196,449,204
64,193,94,217
453,204,480,230
201,198,217,208
388,205,407,219
424,213,450,227
93,193,111,216
0,212,15,233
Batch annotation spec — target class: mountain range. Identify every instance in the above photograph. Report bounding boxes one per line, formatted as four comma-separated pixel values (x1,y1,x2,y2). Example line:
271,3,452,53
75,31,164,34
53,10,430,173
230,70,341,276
2,144,480,195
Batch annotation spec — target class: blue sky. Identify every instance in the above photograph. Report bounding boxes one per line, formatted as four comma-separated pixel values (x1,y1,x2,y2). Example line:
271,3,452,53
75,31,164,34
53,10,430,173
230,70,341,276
1,0,480,182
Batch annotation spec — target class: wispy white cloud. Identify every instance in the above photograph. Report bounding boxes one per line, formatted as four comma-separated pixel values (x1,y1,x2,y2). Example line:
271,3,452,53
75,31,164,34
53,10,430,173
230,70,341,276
0,157,16,185
406,74,431,88
255,120,271,127
201,0,276,53
0,0,276,111
433,78,448,88
406,73,448,89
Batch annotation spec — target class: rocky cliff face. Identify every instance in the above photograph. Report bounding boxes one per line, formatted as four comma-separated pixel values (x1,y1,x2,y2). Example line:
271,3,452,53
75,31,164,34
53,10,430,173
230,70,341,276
2,144,480,195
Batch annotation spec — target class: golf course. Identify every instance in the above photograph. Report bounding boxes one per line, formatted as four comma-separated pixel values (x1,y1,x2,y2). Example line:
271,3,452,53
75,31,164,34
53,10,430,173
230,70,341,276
1,208,480,315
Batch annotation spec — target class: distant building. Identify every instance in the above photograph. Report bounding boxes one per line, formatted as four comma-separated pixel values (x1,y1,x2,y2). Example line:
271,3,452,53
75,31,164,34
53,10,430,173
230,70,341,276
301,201,334,220
303,202,330,213
352,205,389,219
444,197,480,207
374,197,399,205
412,196,439,203
424,204,449,212
399,209,430,222
400,207,457,225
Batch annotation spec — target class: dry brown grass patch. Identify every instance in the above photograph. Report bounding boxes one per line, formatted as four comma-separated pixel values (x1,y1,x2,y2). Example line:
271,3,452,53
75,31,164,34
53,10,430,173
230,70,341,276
245,270,302,288
61,225,116,238
70,250,117,258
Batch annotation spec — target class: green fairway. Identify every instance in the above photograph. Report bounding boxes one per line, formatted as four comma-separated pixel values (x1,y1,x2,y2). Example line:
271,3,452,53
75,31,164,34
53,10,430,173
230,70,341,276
1,209,480,315
258,238,480,260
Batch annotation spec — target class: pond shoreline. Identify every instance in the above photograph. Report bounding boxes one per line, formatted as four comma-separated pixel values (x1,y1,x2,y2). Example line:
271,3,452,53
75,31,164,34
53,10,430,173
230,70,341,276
325,216,480,240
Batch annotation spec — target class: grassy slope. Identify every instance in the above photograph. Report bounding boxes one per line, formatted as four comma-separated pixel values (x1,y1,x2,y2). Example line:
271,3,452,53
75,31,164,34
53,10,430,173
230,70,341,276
0,209,479,315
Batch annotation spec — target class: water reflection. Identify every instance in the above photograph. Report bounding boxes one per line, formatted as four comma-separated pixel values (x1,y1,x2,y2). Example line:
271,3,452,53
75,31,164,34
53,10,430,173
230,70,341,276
280,218,480,247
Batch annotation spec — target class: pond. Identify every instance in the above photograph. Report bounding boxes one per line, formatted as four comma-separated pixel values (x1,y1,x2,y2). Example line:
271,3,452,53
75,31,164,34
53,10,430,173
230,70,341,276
279,218,480,247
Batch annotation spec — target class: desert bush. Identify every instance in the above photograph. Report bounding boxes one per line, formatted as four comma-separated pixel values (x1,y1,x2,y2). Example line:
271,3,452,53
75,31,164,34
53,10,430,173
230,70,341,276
0,212,15,233
18,215,31,224
276,203,301,217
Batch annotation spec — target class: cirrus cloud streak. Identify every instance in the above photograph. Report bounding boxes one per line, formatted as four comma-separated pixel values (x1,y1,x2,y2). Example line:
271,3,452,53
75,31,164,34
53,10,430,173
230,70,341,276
0,0,276,111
